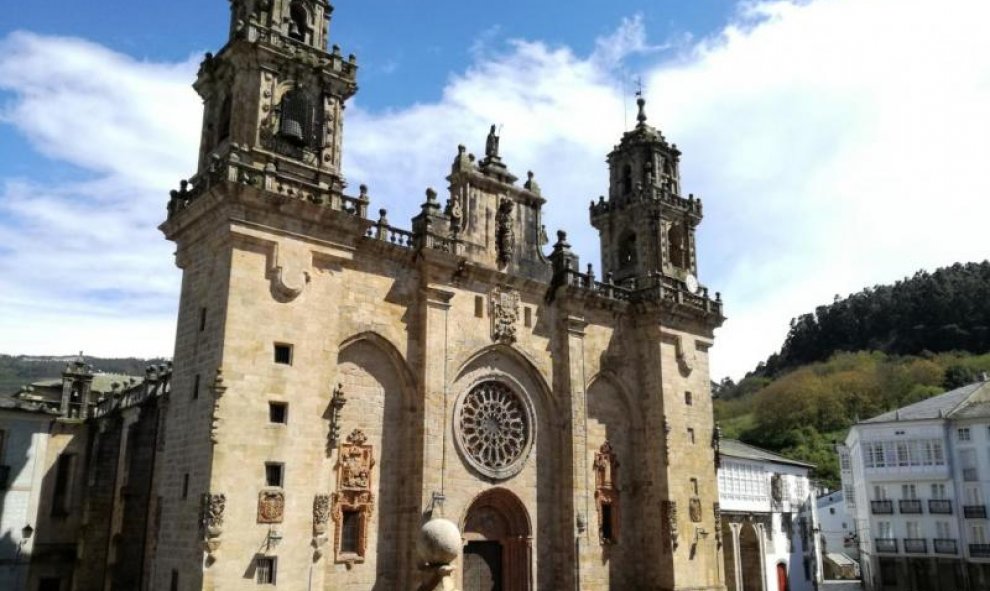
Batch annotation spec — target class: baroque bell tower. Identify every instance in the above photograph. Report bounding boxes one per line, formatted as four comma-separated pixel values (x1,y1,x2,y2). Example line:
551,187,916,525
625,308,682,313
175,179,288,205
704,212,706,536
591,96,703,287
188,0,358,201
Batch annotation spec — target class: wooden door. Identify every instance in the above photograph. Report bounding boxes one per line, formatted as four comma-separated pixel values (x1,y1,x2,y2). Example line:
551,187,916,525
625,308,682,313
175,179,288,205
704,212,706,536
776,563,788,591
464,541,503,591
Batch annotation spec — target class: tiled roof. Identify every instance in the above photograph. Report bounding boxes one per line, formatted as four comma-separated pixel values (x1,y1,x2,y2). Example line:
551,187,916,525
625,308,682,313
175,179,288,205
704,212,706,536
862,381,990,423
719,439,815,468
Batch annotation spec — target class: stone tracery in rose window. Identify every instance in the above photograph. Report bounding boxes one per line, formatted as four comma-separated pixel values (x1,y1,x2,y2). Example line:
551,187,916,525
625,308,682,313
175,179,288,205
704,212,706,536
456,381,533,480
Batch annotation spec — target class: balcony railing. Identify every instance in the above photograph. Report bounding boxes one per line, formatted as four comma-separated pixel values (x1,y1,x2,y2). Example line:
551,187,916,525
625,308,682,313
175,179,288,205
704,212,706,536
964,505,987,519
929,499,953,514
871,500,894,515
903,538,927,554
899,499,923,514
934,539,958,554
875,538,898,553
970,544,990,558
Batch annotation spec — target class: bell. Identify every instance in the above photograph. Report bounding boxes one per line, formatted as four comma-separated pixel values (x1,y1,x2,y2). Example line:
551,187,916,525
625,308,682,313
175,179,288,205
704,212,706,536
280,117,304,144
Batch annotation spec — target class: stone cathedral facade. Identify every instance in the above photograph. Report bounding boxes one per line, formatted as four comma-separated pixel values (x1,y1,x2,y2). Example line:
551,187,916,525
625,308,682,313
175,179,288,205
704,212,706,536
156,1,727,589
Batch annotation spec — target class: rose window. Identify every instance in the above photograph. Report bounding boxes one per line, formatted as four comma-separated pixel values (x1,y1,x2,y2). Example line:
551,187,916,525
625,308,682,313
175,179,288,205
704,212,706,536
456,381,533,479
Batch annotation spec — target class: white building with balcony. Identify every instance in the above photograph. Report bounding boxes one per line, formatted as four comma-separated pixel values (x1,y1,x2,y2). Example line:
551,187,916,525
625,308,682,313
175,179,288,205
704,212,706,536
838,379,990,590
718,439,824,591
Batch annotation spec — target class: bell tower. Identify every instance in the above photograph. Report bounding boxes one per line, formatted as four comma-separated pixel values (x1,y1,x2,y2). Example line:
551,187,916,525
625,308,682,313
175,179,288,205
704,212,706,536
590,96,703,286
186,0,358,201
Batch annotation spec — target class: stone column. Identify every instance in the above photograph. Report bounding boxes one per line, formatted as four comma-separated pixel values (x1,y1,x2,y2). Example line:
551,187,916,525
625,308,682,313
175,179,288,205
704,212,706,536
728,522,743,591
755,523,768,591
418,287,454,520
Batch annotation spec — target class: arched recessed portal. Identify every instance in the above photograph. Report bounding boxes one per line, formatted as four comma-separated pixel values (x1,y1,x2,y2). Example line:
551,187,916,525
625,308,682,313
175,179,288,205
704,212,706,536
740,523,764,591
462,488,532,591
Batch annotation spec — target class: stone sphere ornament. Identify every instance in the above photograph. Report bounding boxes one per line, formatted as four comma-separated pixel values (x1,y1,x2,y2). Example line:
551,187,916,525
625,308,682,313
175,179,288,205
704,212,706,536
418,518,462,566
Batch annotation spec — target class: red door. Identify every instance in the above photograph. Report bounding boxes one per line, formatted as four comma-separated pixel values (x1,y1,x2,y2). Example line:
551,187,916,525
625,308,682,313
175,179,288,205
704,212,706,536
777,563,788,591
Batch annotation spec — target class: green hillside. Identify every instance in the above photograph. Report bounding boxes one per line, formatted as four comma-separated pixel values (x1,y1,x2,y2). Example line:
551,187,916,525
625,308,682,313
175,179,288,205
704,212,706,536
717,261,990,488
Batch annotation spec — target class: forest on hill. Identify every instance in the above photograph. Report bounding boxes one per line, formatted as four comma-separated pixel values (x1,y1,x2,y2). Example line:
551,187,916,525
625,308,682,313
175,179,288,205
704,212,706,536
0,354,169,396
717,261,990,488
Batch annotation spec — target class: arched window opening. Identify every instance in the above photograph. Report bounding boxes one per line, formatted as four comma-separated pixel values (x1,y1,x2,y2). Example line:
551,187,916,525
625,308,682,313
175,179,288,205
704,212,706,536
278,89,312,148
288,2,310,43
669,224,687,270
618,232,637,269
217,95,232,143
621,164,633,196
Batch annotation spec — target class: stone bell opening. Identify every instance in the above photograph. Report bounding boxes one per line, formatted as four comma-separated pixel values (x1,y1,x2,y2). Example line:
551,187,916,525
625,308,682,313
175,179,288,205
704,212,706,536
462,488,532,591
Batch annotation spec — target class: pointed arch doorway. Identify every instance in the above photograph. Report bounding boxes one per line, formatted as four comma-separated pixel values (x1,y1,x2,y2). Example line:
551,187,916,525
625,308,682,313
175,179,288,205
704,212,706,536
462,489,532,591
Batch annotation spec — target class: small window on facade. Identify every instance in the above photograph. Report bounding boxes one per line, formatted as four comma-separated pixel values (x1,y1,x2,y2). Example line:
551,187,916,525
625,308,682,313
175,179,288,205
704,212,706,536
182,474,189,499
169,572,179,591
475,296,484,318
618,232,637,269
690,478,699,496
217,96,232,143
830,507,836,515
341,509,361,554
269,402,288,424
601,503,615,543
687,428,695,444
685,391,693,406
621,164,633,195
524,307,532,328
274,343,293,365
669,223,687,269
39,578,61,591
256,556,276,584
959,427,972,441
192,374,200,400
199,307,207,332
265,463,284,488
288,2,309,42
51,454,74,516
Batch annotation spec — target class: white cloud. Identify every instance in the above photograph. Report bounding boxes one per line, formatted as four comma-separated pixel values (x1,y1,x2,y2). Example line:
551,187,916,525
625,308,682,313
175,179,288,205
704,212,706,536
2,0,989,380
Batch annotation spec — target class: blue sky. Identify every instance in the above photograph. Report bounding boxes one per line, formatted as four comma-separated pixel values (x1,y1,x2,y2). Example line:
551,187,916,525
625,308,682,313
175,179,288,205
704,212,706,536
2,0,990,379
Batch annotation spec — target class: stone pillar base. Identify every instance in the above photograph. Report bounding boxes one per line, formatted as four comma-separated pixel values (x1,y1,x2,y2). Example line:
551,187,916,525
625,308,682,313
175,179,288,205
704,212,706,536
417,565,459,591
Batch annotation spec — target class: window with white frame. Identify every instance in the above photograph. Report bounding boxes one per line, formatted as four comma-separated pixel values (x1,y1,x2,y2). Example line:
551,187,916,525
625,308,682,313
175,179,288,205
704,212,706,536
906,521,921,538
839,452,851,471
970,523,987,544
862,440,946,469
902,484,917,500
877,521,893,539
961,449,978,481
931,483,947,499
936,521,951,539
718,461,769,501
844,484,856,506
874,485,888,500
959,427,972,442
965,486,983,506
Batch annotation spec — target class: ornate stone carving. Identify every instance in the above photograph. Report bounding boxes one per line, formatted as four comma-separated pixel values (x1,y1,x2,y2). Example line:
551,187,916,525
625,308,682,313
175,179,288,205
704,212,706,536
455,381,533,480
490,286,520,344
594,441,620,544
258,490,285,524
495,198,515,266
689,497,703,523
333,429,375,563
713,503,722,548
663,500,679,551
201,493,226,557
210,368,227,444
325,383,347,455
314,494,331,536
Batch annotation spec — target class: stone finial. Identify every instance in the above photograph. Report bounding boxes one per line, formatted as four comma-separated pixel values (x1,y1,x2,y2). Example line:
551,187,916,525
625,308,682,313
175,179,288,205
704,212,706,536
636,95,648,125
485,124,500,159
524,171,541,195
